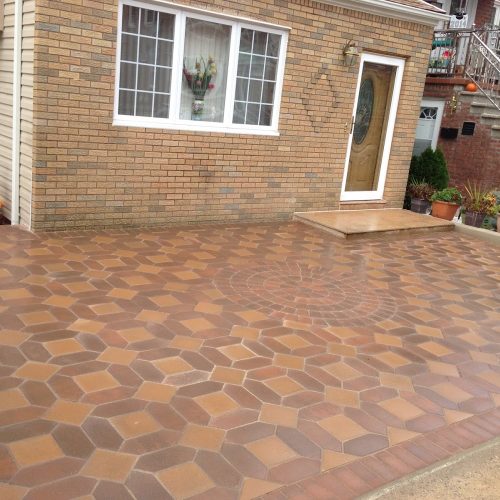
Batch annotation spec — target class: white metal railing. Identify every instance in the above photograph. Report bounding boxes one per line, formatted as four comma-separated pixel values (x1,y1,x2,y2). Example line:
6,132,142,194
428,28,500,112
465,32,500,111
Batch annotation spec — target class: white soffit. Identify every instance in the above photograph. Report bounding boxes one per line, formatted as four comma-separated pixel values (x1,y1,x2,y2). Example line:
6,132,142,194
320,0,449,26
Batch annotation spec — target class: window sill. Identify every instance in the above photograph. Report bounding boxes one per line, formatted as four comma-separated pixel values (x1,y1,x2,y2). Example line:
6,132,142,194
113,117,280,136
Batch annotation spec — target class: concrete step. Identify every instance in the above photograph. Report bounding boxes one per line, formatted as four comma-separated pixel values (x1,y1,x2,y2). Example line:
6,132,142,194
480,113,500,126
492,125,500,139
461,90,500,106
470,101,500,114
293,209,454,240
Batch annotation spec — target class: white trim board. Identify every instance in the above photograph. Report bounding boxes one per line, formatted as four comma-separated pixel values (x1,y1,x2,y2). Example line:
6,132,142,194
319,0,449,26
340,52,406,202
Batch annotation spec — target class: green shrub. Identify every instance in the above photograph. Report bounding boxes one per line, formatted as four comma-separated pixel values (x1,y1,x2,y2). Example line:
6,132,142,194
408,148,449,190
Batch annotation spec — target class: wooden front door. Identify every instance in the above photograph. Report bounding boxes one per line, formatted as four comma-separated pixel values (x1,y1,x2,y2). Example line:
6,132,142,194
341,54,405,201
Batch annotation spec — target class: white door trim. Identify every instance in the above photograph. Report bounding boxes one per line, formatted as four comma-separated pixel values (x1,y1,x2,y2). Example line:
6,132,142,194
340,52,405,202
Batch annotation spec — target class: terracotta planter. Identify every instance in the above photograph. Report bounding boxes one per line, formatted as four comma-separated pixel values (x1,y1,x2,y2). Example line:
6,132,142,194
464,211,486,228
410,198,430,214
431,200,460,220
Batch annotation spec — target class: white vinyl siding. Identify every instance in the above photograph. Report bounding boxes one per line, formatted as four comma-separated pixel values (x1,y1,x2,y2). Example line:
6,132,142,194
0,0,14,220
0,0,33,226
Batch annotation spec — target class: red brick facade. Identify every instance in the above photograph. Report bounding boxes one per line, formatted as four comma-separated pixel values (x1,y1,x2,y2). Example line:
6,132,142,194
424,81,500,190
474,0,495,27
32,0,434,230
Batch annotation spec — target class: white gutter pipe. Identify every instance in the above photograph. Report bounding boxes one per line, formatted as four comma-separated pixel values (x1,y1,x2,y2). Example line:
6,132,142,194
11,0,22,225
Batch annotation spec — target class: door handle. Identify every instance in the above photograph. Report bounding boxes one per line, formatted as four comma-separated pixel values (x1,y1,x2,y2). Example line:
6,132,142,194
345,116,355,134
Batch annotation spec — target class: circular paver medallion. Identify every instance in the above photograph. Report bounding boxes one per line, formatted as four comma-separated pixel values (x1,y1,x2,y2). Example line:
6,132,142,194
215,261,397,325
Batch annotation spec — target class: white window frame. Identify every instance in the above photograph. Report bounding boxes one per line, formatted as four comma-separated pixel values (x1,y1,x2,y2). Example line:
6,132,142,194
340,53,405,202
113,0,289,136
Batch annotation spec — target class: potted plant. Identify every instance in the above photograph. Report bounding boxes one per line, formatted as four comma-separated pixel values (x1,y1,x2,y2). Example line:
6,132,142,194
462,181,498,228
407,178,435,214
430,187,462,220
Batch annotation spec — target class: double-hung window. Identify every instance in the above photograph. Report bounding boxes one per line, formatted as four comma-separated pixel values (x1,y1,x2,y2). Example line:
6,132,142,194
115,0,288,135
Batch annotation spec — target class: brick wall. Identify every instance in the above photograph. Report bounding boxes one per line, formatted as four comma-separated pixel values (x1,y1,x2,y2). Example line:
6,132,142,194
32,0,434,230
474,0,495,27
424,81,500,189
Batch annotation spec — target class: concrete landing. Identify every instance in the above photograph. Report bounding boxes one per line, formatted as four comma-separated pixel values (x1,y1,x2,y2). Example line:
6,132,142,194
294,208,454,239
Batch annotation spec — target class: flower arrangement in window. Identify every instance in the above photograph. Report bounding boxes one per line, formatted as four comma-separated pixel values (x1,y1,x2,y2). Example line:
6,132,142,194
183,56,217,119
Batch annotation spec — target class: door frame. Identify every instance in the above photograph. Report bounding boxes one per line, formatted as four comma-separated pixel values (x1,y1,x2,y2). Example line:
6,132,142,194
340,52,405,202
417,98,445,152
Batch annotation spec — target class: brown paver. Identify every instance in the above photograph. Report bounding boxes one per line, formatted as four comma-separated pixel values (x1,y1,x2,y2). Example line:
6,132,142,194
0,223,499,499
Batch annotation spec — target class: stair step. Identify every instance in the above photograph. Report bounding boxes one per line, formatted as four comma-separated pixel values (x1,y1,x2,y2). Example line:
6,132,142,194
481,113,500,119
492,125,500,138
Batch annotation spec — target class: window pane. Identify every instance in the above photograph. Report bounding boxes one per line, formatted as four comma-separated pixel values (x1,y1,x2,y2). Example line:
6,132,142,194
267,34,280,57
155,67,171,92
136,92,153,116
120,62,136,89
140,9,158,37
253,31,267,55
260,105,273,126
121,34,138,62
157,40,173,67
119,91,135,115
122,5,139,34
137,65,154,91
154,94,170,118
233,28,281,126
264,58,278,81
139,37,156,64
180,18,231,122
237,53,251,77
262,81,275,104
158,12,175,39
250,55,265,79
240,29,253,53
233,102,246,124
235,78,249,101
248,80,262,102
118,5,176,119
246,103,260,125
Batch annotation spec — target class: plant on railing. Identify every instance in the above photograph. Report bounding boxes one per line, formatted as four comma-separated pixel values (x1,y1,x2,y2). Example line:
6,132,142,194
429,50,453,69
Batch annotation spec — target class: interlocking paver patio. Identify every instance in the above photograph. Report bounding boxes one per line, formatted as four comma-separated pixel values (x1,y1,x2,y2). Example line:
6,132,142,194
0,223,499,499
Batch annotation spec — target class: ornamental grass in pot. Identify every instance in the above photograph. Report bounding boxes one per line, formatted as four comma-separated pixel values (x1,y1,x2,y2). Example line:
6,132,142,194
430,187,462,220
462,181,497,228
407,178,435,214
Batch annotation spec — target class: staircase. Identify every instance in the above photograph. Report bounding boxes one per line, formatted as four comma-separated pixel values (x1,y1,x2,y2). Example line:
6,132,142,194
464,31,500,113
459,91,500,138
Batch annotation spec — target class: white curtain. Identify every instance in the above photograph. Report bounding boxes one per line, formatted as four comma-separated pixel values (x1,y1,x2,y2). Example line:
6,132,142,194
180,18,231,122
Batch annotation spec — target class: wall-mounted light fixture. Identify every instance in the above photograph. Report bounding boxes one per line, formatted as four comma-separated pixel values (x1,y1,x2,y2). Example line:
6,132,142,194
343,41,360,67
450,93,458,113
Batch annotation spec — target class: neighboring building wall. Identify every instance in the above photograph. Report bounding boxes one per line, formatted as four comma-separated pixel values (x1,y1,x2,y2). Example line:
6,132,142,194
474,0,495,26
0,0,14,221
19,0,34,227
32,0,434,230
424,82,500,189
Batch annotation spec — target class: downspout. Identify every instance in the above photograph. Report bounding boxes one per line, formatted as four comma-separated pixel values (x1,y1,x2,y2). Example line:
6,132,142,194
11,0,23,225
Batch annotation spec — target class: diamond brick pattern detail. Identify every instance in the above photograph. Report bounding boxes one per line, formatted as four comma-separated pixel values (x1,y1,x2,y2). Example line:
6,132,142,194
0,224,499,499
